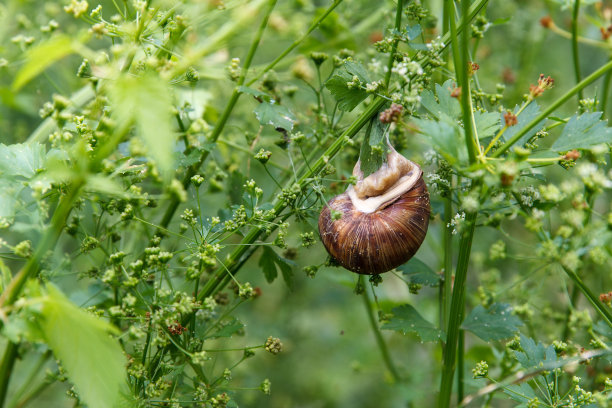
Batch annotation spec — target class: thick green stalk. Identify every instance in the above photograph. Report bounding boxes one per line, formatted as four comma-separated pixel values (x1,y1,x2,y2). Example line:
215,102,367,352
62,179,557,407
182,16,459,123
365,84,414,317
571,0,583,102
493,59,612,157
362,284,401,382
383,0,403,88
563,266,612,327
0,343,18,407
438,212,477,408
442,197,453,330
198,97,387,300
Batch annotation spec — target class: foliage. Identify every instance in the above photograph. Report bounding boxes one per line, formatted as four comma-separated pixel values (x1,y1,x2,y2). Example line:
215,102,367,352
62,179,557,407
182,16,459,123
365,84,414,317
1,0,612,407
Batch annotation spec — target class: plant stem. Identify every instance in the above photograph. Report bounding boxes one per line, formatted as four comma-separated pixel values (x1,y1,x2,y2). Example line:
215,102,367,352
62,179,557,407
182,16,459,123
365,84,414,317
384,0,403,88
6,351,51,408
493,59,612,157
442,197,453,330
0,342,18,408
571,0,583,102
438,211,477,408
562,266,612,327
457,329,465,404
362,282,401,382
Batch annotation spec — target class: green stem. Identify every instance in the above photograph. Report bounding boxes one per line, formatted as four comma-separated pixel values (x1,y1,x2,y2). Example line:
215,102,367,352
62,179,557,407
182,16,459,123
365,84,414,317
438,212,477,408
6,351,51,408
562,266,612,327
442,197,453,329
457,329,465,404
361,282,401,382
0,342,18,408
383,0,403,88
492,59,612,157
571,0,583,102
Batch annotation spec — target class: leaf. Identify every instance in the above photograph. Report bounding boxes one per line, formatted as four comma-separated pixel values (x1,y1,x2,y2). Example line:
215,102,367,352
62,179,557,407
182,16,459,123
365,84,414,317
420,80,461,119
109,73,176,180
40,285,128,408
237,86,270,100
503,383,537,403
359,116,389,177
501,102,545,147
399,258,440,286
412,117,467,165
325,61,370,112
514,334,557,370
551,112,612,152
0,143,46,179
474,111,501,140
207,318,244,339
253,102,296,131
382,304,445,342
258,246,295,289
405,24,422,41
13,35,75,91
259,246,278,283
462,303,523,341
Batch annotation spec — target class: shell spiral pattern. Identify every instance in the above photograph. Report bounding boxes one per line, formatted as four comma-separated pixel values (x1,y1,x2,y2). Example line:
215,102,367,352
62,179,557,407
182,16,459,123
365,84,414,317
318,176,430,275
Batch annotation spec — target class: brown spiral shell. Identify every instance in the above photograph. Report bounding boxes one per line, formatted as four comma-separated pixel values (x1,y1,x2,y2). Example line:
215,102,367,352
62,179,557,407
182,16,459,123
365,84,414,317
318,176,430,275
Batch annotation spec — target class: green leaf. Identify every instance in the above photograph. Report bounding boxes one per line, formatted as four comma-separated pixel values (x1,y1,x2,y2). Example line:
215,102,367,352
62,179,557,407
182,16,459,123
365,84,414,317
503,383,537,403
514,334,557,370
551,112,612,152
207,318,244,339
258,246,295,289
0,143,46,179
399,258,440,286
109,73,176,180
253,102,296,131
413,117,467,165
474,111,501,140
420,80,461,120
462,303,523,341
13,35,75,91
405,24,422,41
40,285,128,408
501,102,545,147
237,86,270,100
259,246,278,283
359,117,389,177
382,304,445,342
325,61,370,112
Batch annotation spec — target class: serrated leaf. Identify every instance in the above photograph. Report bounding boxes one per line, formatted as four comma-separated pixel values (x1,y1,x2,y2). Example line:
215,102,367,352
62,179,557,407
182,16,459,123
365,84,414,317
253,102,296,131
325,61,370,112
501,102,545,147
474,111,501,140
237,86,271,100
109,74,176,180
258,246,294,289
412,117,467,165
514,334,557,370
399,258,440,286
207,318,244,339
259,246,278,283
551,112,612,152
420,80,461,119
40,285,128,408
0,143,46,179
13,35,75,91
405,24,422,40
503,383,537,403
462,303,523,341
382,304,445,342
359,116,389,177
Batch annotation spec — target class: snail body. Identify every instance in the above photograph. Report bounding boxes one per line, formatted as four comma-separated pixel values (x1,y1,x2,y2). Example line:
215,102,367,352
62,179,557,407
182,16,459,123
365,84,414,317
318,148,430,275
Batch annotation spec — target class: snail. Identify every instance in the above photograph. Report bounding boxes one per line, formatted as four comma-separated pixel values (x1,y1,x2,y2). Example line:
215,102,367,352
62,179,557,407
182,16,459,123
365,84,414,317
318,146,430,274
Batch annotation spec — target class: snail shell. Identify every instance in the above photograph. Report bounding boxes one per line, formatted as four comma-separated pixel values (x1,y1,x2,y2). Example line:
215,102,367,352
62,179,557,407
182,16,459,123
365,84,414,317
318,148,430,275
